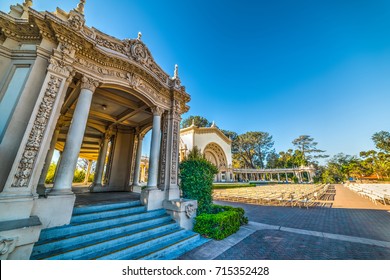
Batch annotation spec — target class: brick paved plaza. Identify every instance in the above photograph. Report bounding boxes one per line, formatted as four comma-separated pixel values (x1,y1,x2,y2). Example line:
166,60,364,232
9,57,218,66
180,184,390,260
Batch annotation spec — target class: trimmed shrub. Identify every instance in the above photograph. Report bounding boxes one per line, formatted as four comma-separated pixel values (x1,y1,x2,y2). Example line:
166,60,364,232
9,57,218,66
179,147,218,214
211,204,248,225
193,210,241,240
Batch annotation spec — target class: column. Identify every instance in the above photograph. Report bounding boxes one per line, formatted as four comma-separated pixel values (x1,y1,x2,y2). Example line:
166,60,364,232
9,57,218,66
90,133,110,190
83,160,92,185
132,133,144,187
36,125,61,195
53,151,63,182
141,164,146,182
147,107,163,188
277,173,280,182
51,76,98,195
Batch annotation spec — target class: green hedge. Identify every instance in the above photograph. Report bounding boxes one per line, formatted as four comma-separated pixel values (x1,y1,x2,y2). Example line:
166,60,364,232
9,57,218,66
193,210,240,240
211,204,248,225
193,204,248,240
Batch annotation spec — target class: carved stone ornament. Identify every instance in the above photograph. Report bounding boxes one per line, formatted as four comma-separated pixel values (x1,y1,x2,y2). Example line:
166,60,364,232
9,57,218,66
170,120,179,184
159,116,168,186
12,75,63,188
185,204,196,218
151,106,165,117
68,13,84,31
59,42,75,58
48,57,73,77
0,237,17,256
80,76,99,92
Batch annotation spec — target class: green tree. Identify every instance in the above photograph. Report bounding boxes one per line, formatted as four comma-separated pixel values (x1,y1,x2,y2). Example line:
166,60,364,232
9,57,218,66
179,147,218,214
292,135,328,164
221,130,238,141
233,131,274,168
266,150,280,168
360,150,390,179
372,131,390,153
181,115,212,128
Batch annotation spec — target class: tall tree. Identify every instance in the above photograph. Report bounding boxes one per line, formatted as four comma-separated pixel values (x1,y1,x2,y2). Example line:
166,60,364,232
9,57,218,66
181,115,211,128
372,131,390,153
292,135,328,164
360,150,390,179
233,131,274,169
221,130,238,141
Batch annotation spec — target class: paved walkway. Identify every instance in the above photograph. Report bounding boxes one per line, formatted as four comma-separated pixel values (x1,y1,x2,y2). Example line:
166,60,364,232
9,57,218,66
179,184,390,260
333,184,390,209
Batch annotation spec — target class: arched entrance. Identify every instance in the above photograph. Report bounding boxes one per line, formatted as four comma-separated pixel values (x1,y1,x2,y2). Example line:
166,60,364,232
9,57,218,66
203,142,229,182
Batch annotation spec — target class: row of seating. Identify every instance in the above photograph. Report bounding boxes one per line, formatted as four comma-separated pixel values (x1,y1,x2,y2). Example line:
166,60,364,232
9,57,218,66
345,183,390,205
213,184,330,209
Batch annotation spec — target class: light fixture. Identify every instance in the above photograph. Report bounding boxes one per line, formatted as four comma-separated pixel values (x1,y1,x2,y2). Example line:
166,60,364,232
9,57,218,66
102,104,107,111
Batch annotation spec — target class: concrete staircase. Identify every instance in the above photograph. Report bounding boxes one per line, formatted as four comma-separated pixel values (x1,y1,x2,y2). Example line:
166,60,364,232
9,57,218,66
30,200,208,260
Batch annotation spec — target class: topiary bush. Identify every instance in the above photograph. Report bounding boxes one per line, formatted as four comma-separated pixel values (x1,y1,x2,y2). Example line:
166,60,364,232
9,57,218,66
179,147,218,214
211,204,249,225
193,210,241,240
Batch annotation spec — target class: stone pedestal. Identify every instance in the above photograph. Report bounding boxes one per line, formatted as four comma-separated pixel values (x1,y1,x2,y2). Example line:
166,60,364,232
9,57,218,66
31,194,76,228
0,196,34,222
0,216,41,260
140,188,165,211
163,199,197,230
132,186,143,193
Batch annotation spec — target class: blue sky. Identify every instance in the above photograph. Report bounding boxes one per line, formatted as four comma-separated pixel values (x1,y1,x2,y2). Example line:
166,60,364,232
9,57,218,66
2,0,390,163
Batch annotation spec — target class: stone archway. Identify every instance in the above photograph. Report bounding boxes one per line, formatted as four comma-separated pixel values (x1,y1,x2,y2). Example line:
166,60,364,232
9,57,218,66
203,142,228,182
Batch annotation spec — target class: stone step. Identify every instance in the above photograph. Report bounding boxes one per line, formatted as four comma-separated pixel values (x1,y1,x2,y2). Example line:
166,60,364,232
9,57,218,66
31,215,174,259
140,236,210,260
32,201,208,260
70,205,146,223
39,209,167,241
44,224,182,260
95,229,193,260
72,201,141,215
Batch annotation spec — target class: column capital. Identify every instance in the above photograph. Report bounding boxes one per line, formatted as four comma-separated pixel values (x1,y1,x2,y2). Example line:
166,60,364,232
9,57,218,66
104,127,114,140
80,76,99,92
135,127,145,140
151,106,165,117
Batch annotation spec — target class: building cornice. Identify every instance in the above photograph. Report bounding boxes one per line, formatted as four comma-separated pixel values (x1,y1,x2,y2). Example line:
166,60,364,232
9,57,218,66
180,126,232,145
0,4,191,112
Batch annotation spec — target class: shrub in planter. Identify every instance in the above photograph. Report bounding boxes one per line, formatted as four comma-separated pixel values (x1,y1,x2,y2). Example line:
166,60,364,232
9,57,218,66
193,210,241,240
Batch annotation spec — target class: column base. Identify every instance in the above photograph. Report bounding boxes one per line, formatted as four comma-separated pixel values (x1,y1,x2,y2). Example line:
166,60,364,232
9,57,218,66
140,187,165,211
131,185,143,193
89,183,104,192
32,193,76,228
163,199,198,230
49,188,73,196
166,185,180,201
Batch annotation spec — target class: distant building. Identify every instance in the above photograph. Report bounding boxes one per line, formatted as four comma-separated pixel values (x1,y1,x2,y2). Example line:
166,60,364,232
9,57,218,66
179,122,233,182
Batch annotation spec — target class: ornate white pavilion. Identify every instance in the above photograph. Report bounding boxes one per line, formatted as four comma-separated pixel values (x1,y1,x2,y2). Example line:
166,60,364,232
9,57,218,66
0,0,195,259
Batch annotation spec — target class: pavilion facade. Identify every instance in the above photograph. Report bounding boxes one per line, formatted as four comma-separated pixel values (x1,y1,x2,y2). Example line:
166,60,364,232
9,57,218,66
0,1,192,259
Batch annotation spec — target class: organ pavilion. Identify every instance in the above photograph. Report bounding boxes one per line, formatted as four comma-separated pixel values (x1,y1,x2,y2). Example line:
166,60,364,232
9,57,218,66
0,0,195,259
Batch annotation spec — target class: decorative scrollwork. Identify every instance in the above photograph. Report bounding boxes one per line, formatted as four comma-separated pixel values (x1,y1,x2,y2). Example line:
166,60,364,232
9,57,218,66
80,76,99,92
68,13,84,31
170,120,179,184
12,75,63,188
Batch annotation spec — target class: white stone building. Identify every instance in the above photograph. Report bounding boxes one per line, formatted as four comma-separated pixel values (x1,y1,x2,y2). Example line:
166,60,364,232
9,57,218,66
180,123,233,182
0,1,196,259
